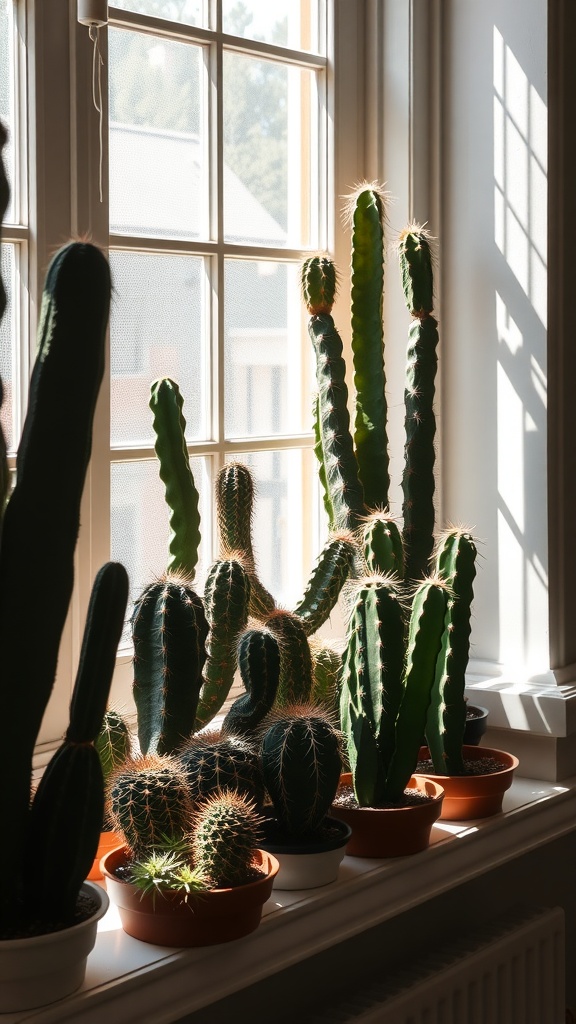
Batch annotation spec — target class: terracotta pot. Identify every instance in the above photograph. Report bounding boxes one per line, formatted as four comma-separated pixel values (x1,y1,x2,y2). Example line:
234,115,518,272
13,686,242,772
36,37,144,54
0,882,108,1013
87,829,123,881
463,705,489,746
101,845,279,947
414,745,519,820
260,816,352,890
330,773,444,858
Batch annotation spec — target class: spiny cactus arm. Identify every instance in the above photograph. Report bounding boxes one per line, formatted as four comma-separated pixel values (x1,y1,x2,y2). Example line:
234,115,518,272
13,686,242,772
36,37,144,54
221,627,281,738
150,377,201,579
384,580,448,803
398,225,434,318
427,530,477,775
310,638,342,717
192,790,263,888
0,241,110,922
301,254,337,315
349,187,390,510
312,392,335,530
27,561,129,923
264,609,314,707
193,558,251,730
292,533,358,636
215,463,275,619
261,714,342,836
362,513,405,579
133,575,209,755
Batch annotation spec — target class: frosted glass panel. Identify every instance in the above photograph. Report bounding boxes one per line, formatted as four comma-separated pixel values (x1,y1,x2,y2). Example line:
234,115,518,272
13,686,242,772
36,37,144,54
223,53,317,247
224,260,308,438
0,0,15,223
228,449,315,608
111,456,210,645
109,251,207,448
111,1,203,28
109,28,206,239
0,245,14,452
222,0,322,52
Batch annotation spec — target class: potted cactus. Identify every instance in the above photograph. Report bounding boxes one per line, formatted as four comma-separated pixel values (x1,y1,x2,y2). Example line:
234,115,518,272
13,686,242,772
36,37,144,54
257,705,352,889
101,755,279,946
0,127,129,1011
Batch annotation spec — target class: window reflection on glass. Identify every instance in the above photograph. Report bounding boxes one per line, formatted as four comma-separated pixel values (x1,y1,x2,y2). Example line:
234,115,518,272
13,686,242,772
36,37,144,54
109,28,206,239
109,251,208,448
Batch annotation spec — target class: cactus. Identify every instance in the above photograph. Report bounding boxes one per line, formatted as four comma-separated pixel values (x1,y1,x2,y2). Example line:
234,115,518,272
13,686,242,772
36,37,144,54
309,638,342,720
425,529,478,775
292,532,358,636
192,790,263,888
132,573,209,755
95,708,132,791
216,462,275,618
221,627,281,738
362,512,404,579
27,562,129,921
264,609,314,707
261,708,343,837
109,755,194,858
178,730,264,805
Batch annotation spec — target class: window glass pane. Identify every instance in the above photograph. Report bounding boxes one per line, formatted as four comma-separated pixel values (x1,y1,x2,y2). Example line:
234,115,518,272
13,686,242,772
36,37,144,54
224,259,309,438
0,0,15,223
109,28,206,239
228,448,316,608
111,0,203,27
111,455,211,645
223,53,317,247
0,244,14,453
109,251,208,447
222,0,322,53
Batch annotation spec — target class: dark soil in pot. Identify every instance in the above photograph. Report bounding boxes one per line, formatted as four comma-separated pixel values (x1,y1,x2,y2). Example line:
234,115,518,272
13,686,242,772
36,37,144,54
0,891,101,940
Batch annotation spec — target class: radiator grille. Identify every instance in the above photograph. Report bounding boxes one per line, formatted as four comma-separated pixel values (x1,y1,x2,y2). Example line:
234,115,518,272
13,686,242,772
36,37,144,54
306,906,565,1024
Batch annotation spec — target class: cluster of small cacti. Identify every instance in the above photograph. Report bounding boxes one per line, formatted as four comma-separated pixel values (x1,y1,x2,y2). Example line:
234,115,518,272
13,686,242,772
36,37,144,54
0,130,129,932
302,185,478,803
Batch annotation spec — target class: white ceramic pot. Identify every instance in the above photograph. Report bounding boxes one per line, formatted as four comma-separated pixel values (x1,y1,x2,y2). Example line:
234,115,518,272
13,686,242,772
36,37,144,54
0,881,109,1013
260,816,352,890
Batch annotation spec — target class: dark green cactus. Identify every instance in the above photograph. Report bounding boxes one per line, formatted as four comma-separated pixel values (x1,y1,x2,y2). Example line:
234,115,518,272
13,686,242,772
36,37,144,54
221,627,281,738
193,557,251,729
292,533,358,636
399,227,439,582
426,529,478,775
301,254,337,315
95,708,132,790
178,730,264,806
261,709,343,837
309,638,342,719
0,225,113,925
264,609,314,707
216,462,275,619
149,377,202,579
312,392,335,530
27,563,129,921
192,790,263,888
132,573,208,755
109,755,194,858
362,513,404,579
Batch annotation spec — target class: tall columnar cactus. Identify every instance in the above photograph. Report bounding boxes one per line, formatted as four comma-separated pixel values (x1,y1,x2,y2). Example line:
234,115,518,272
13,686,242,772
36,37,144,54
27,562,129,921
221,627,281,738
192,790,263,888
178,730,264,806
0,223,114,924
341,576,448,807
264,609,314,707
261,709,343,837
109,755,194,858
216,462,275,618
132,573,209,755
398,227,439,581
426,529,477,775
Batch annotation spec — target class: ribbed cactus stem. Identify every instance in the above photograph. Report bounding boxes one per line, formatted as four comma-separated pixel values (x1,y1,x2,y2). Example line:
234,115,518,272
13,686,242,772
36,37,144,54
132,573,208,756
265,609,314,707
178,731,264,805
215,462,275,618
261,710,343,836
350,186,390,510
426,530,477,775
362,513,404,578
312,391,335,530
149,377,201,578
194,558,251,729
192,790,263,888
385,579,448,803
221,628,281,738
292,532,358,636
27,562,129,921
310,638,342,718
301,255,337,315
95,709,132,789
398,227,439,582
109,755,194,858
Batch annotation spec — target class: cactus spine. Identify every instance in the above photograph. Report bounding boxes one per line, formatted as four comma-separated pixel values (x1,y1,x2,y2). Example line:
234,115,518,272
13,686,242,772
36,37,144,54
261,710,343,837
192,790,263,888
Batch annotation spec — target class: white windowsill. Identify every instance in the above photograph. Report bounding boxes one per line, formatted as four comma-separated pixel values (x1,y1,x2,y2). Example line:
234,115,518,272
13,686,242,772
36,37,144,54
4,773,576,1024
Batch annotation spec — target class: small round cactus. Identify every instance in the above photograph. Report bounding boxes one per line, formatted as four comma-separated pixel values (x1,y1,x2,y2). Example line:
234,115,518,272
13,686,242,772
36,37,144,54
108,754,194,857
192,790,263,888
178,730,264,806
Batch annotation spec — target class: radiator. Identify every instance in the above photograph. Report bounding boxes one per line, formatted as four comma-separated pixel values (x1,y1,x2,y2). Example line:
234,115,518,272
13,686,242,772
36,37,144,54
307,906,565,1024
